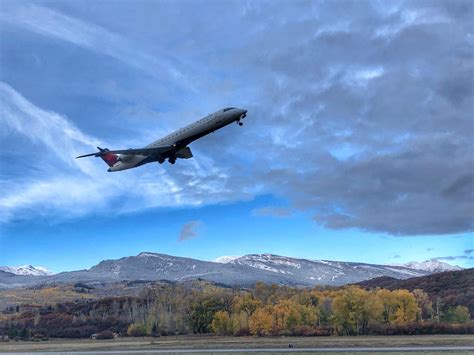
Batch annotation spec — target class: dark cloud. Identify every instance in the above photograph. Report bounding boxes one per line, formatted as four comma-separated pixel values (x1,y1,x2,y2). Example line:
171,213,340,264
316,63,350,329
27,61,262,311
220,0,474,236
252,206,292,218
178,220,202,242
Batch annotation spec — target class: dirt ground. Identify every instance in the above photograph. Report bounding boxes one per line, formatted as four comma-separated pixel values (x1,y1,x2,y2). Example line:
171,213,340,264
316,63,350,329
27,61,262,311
0,334,473,352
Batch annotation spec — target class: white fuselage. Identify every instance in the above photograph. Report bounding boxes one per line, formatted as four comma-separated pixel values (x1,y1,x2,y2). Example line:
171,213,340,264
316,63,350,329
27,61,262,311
108,107,246,171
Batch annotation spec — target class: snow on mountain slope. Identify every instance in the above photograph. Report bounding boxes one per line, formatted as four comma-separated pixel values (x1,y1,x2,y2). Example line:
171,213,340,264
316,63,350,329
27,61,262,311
393,260,462,273
228,253,430,284
1,252,462,289
0,265,53,276
212,256,240,263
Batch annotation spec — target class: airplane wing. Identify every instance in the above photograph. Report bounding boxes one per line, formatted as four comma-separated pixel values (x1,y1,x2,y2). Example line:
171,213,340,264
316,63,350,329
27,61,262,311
76,146,173,159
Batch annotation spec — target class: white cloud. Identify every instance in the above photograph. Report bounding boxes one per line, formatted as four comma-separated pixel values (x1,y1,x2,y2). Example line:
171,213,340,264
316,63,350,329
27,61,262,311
0,82,100,173
0,177,112,222
0,3,189,87
0,83,240,223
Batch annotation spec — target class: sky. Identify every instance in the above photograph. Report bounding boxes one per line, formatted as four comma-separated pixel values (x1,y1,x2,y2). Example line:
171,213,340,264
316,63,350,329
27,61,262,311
0,0,472,273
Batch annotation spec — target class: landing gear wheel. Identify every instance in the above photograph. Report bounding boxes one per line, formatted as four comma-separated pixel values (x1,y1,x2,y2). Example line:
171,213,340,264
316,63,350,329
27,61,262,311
158,158,164,164
169,158,176,165
238,122,243,126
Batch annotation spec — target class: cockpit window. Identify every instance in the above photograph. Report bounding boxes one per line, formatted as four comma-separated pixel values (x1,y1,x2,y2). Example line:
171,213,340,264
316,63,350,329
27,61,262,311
223,107,235,112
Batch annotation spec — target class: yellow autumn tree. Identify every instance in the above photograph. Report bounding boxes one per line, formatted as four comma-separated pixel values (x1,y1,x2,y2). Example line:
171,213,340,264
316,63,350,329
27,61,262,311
375,288,398,324
233,293,262,317
211,311,232,335
249,306,273,336
332,286,371,335
393,289,420,324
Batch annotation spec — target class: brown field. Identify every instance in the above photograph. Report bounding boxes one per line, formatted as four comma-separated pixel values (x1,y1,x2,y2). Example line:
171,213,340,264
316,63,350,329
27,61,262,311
0,281,150,309
0,334,473,353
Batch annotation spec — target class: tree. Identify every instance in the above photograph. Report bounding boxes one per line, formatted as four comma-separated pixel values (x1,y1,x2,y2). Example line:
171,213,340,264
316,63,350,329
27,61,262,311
332,286,371,335
190,294,229,333
316,296,333,326
434,297,443,324
211,311,232,335
442,306,470,323
249,307,273,336
413,289,433,321
393,290,419,324
375,289,398,324
233,294,261,317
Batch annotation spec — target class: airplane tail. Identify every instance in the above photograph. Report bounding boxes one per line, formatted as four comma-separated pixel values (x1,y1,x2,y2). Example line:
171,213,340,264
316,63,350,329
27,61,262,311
97,147,119,167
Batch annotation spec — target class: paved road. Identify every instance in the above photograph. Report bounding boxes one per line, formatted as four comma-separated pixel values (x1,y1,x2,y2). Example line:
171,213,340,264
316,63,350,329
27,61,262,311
27,345,474,354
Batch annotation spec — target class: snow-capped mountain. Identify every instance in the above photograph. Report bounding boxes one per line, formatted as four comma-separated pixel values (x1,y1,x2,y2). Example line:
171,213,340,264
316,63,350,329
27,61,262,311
212,256,240,263
227,253,429,285
393,260,462,273
0,252,463,289
0,265,53,276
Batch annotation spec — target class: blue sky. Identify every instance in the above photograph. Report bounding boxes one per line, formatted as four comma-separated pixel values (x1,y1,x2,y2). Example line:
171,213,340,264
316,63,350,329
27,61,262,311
0,0,472,273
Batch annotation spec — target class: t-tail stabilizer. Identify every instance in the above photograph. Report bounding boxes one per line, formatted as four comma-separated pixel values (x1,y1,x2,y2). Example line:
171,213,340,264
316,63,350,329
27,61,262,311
76,147,119,167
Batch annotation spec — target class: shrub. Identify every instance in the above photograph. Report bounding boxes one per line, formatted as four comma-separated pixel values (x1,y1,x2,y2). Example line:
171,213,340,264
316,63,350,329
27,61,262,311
127,323,148,337
443,306,471,323
292,325,317,336
96,330,114,339
233,326,250,336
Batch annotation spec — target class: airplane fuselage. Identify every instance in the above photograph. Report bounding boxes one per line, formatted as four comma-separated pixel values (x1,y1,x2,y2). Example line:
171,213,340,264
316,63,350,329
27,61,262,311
106,107,247,171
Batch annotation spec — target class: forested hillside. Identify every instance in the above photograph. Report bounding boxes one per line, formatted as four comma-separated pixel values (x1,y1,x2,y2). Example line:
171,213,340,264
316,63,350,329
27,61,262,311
356,268,474,314
1,280,472,340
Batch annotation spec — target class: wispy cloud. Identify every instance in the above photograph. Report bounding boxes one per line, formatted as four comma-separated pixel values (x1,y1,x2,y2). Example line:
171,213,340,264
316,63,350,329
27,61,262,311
0,82,99,171
178,220,202,242
0,81,117,221
465,249,474,255
430,255,474,261
0,3,189,87
0,83,236,223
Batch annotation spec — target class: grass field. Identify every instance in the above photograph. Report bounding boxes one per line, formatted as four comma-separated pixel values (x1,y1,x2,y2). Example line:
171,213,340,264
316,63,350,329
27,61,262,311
0,334,473,353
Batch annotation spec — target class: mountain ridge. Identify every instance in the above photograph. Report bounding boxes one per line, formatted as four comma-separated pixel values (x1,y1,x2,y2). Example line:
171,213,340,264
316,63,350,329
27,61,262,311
0,265,53,276
1,251,460,289
355,268,474,314
390,260,462,273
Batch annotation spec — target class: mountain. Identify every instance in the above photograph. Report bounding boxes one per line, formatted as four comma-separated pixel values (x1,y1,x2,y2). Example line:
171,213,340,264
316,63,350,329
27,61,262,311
212,256,240,263
355,268,474,314
0,252,437,289
227,253,429,285
392,260,462,273
0,265,53,276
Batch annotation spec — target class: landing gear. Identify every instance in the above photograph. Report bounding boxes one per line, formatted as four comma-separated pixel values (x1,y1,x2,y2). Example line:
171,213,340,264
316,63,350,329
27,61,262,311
158,157,165,164
169,157,176,165
237,113,246,126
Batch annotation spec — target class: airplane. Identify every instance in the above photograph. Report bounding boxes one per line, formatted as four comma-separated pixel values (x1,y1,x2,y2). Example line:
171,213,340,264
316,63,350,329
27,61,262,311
76,107,247,172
